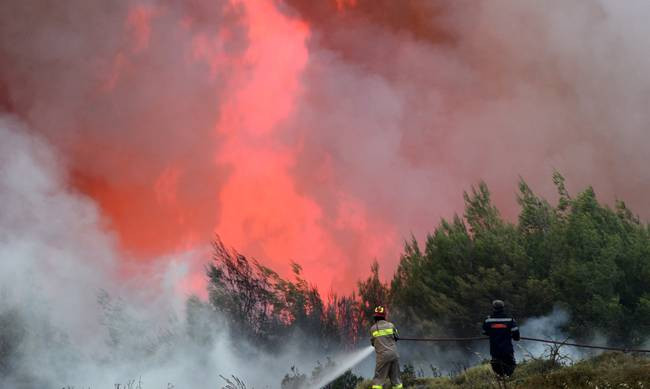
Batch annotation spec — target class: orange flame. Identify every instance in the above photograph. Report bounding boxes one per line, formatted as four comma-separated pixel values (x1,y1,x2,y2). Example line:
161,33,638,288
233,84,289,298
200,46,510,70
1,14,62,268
335,0,358,12
72,0,399,293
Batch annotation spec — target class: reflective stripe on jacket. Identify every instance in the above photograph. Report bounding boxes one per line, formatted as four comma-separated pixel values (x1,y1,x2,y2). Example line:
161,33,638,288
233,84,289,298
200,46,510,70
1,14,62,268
370,320,399,357
482,312,520,357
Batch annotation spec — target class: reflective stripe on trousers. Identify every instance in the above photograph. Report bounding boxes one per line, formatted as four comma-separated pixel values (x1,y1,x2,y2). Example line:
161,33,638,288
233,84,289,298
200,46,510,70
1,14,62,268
371,385,403,389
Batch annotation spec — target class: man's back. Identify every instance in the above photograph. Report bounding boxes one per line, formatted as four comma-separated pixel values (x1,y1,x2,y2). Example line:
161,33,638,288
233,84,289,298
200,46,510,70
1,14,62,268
482,311,520,357
369,307,403,388
370,319,398,357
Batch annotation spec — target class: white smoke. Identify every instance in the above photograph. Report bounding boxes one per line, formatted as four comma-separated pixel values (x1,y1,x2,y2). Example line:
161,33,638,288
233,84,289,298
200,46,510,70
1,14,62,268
0,118,371,388
0,116,116,340
517,307,601,363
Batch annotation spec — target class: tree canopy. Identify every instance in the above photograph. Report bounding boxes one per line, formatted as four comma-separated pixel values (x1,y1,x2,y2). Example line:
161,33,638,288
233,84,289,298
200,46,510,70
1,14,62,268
207,174,650,349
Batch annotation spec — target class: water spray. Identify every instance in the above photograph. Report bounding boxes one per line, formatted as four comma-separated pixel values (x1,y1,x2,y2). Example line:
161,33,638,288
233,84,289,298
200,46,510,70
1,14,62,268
312,346,374,389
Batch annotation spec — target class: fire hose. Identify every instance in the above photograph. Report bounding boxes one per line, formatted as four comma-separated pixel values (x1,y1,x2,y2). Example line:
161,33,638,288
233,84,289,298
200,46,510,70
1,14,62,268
398,336,650,353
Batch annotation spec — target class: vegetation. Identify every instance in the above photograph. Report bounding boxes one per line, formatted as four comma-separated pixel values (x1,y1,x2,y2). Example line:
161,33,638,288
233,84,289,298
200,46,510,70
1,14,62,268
206,238,367,351
279,360,363,389
205,173,650,387
208,173,650,350
48,174,650,389
356,352,650,388
391,173,650,344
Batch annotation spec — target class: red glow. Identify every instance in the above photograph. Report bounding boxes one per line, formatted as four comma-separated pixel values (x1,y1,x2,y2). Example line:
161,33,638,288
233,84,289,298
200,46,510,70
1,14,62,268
72,168,204,257
7,0,650,298
214,0,326,280
212,0,397,290
127,5,154,52
335,0,358,12
71,0,400,292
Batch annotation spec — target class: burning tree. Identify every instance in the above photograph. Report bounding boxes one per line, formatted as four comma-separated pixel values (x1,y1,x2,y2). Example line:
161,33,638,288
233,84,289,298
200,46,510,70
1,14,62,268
207,236,366,350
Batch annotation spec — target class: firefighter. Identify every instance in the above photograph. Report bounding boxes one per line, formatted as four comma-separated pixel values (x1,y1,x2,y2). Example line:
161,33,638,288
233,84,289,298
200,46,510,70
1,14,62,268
482,300,520,377
370,306,402,389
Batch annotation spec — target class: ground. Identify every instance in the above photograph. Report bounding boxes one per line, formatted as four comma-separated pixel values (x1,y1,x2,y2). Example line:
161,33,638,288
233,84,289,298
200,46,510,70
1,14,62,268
356,352,650,388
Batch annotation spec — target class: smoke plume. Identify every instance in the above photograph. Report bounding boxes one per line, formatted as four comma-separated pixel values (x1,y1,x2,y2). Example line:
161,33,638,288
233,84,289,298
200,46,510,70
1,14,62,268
0,117,374,388
517,307,601,363
2,0,650,293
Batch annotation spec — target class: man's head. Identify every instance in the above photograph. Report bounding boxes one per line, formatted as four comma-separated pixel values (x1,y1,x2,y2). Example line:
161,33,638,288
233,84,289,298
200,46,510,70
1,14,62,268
373,306,387,321
492,300,505,312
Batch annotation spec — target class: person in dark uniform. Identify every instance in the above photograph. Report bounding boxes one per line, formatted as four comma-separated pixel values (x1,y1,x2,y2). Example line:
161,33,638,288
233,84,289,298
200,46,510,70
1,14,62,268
482,300,520,377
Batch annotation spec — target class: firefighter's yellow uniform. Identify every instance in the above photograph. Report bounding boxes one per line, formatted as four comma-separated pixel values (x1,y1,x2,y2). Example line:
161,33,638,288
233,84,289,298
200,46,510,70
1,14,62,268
370,307,402,389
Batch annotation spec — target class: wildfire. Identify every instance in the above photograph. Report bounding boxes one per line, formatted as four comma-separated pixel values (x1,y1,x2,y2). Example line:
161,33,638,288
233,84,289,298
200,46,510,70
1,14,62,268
212,0,345,287
335,0,358,12
2,0,648,302
65,0,396,292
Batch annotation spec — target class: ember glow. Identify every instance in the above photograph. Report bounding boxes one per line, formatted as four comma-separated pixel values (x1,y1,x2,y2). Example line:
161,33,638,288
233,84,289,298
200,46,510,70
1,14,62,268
2,0,650,292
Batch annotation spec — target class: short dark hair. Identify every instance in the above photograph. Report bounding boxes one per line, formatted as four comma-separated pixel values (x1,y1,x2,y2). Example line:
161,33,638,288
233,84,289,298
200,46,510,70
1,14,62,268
492,300,505,310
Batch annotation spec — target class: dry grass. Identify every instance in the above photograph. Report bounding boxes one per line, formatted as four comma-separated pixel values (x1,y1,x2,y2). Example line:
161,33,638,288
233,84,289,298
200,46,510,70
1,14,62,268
356,353,650,389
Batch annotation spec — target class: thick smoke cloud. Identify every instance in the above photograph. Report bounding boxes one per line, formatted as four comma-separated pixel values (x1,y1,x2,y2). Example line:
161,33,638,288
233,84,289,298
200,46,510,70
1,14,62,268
0,0,247,259
2,0,650,290
281,0,650,285
0,118,120,386
0,117,117,345
0,118,373,388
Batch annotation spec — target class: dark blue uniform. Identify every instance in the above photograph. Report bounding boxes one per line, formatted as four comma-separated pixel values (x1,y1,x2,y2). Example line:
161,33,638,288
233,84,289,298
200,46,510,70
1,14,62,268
482,311,520,377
